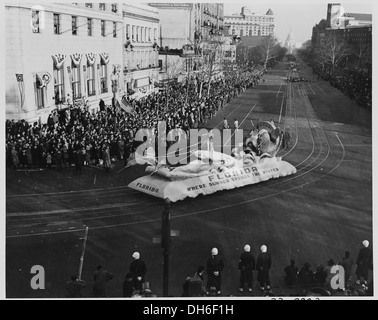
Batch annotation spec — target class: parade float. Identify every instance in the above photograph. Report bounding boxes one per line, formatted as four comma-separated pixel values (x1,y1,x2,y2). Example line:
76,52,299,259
128,120,296,202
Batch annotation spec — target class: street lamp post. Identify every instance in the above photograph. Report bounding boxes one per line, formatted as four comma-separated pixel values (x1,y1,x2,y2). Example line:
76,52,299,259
161,198,171,297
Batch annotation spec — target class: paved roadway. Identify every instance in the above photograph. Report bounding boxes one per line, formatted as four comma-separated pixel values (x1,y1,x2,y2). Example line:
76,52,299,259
6,58,372,298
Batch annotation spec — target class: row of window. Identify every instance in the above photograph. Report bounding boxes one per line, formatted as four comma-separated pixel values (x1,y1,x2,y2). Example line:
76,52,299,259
125,24,158,43
231,29,272,36
33,11,118,37
35,60,109,109
83,3,118,13
227,17,273,22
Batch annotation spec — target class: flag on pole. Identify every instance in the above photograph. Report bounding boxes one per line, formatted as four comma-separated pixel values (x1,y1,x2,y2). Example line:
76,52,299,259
15,74,26,111
118,98,135,114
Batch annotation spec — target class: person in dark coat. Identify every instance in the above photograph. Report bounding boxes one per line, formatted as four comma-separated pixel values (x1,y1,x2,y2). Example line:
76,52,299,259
75,149,84,174
92,265,114,297
298,262,314,287
129,252,147,292
356,240,372,285
122,273,135,297
65,275,87,298
238,244,255,292
284,259,298,287
99,99,106,112
256,245,272,291
340,251,354,284
206,248,224,295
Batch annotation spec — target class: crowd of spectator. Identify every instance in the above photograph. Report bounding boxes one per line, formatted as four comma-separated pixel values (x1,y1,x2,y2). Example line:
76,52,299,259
65,239,372,298
304,61,372,110
6,66,264,170
284,240,373,297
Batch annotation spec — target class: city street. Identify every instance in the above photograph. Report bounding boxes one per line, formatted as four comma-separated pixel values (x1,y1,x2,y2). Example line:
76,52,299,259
6,59,372,298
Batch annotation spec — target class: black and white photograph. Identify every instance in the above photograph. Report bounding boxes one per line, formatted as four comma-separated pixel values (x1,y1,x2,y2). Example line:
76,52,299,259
2,0,375,302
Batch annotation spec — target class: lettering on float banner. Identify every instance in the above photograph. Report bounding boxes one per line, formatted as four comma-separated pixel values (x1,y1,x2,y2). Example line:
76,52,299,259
135,182,160,194
187,166,279,192
130,163,283,201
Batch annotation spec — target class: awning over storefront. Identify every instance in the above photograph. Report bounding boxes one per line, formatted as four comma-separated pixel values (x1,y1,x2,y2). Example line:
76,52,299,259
134,77,150,88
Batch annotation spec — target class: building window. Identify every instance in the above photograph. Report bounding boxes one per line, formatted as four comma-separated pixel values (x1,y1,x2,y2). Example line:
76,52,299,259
35,77,47,109
87,18,92,36
54,67,65,105
154,28,157,40
31,10,40,33
72,16,78,35
71,63,81,100
113,22,117,37
101,20,106,37
111,3,118,13
85,3,92,8
54,14,61,34
100,63,108,93
136,26,140,42
99,3,106,11
126,24,130,40
132,25,135,41
149,28,151,41
87,64,95,96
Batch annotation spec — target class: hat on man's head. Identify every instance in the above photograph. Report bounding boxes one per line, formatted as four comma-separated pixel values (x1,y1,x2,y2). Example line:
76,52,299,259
327,259,335,266
132,252,140,260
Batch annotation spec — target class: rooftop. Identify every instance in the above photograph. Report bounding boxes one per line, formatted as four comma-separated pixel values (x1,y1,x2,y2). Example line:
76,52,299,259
344,13,372,21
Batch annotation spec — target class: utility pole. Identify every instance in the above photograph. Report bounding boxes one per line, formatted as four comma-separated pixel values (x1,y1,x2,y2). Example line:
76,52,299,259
161,198,171,297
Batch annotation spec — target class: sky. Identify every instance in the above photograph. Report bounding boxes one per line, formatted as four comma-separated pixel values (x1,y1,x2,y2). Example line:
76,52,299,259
223,0,374,44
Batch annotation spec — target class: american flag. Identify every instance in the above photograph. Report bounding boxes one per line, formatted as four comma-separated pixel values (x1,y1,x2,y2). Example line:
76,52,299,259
15,74,26,111
119,98,135,114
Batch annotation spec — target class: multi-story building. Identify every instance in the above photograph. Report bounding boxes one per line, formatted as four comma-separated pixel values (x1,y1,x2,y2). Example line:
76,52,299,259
5,3,123,123
312,3,372,69
122,3,160,99
150,3,224,83
224,7,274,37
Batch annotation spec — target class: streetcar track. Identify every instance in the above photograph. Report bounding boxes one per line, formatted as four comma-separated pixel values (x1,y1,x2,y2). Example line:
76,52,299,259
6,69,344,238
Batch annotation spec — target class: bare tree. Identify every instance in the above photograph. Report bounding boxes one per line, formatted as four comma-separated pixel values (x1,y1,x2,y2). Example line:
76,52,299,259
351,40,371,70
259,36,279,70
196,40,224,97
318,33,352,76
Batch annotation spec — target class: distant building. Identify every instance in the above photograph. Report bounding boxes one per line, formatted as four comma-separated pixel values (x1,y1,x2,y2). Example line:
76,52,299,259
5,3,123,122
326,3,372,29
284,29,296,54
224,7,274,37
151,3,224,83
312,3,372,70
122,4,160,99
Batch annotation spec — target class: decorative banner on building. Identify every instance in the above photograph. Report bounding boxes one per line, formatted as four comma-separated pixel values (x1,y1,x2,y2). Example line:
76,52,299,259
100,53,110,65
97,63,101,94
86,53,96,66
129,156,297,202
70,53,82,67
15,74,26,111
36,72,52,88
51,54,66,69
